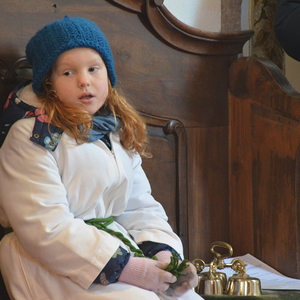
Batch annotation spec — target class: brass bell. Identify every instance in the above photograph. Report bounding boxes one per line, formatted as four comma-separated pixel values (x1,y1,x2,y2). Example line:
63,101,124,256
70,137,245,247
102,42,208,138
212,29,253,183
195,271,225,295
199,271,227,292
192,241,262,297
226,275,262,296
193,259,226,295
225,258,262,296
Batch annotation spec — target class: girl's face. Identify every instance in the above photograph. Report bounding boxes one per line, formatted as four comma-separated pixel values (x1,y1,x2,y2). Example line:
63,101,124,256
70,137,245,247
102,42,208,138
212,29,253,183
50,47,109,115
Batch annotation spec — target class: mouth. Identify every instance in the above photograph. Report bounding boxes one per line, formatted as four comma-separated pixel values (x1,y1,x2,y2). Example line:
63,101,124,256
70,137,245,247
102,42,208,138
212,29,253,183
79,92,95,103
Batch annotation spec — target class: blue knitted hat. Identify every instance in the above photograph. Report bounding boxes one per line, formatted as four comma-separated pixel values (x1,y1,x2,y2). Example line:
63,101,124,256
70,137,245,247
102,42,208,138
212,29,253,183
26,16,116,93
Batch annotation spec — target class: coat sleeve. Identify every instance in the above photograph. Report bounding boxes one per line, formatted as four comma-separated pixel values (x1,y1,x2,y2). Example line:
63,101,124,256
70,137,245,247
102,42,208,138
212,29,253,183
0,118,121,290
275,0,300,61
115,153,184,257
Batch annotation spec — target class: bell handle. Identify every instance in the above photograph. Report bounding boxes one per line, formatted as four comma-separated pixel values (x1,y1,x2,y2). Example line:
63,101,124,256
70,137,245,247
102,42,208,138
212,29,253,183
210,241,233,268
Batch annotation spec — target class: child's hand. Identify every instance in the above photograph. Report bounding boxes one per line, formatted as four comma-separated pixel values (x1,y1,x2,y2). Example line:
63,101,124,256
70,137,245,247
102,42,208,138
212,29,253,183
118,257,177,292
155,250,173,263
164,262,198,297
157,251,199,297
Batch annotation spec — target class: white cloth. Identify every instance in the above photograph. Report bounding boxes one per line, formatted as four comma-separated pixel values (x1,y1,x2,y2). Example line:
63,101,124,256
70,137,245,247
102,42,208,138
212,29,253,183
0,116,203,299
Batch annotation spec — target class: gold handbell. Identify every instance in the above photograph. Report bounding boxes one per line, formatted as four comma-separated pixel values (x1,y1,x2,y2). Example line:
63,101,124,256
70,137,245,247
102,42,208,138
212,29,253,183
193,241,234,295
193,259,225,295
192,241,262,296
225,258,262,296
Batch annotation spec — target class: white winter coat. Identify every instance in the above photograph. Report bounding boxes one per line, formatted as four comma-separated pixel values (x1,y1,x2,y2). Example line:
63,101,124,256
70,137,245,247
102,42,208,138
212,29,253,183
0,103,202,299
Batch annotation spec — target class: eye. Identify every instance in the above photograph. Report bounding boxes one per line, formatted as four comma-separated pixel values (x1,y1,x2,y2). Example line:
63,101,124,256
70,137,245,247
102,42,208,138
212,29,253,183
89,67,99,73
63,71,73,76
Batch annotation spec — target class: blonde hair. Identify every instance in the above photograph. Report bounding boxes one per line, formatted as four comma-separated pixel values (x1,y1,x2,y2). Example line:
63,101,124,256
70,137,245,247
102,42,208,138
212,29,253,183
38,78,150,157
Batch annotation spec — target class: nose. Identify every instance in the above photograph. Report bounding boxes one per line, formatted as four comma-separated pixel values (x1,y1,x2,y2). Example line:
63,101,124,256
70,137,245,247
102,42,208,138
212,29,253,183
78,72,90,88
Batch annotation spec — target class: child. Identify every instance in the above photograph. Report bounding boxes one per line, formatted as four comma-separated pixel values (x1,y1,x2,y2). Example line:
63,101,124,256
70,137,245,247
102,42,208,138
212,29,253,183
0,16,203,300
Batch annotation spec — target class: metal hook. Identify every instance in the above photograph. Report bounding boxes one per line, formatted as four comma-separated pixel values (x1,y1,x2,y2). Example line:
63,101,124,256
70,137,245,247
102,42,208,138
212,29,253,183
210,241,233,269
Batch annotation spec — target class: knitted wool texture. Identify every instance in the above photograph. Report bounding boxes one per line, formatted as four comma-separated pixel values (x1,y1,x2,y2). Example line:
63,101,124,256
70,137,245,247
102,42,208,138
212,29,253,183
119,257,177,293
26,15,116,93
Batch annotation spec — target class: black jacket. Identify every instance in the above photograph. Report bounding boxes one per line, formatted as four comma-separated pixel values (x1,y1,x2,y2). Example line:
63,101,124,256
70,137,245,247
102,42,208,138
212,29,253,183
275,0,300,61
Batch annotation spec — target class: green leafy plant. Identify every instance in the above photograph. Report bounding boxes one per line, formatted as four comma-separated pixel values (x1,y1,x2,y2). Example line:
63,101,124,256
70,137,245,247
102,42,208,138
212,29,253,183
165,252,189,278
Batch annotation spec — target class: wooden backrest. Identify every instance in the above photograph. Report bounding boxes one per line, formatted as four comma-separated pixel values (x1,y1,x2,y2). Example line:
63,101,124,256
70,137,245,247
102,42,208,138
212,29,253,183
229,57,300,278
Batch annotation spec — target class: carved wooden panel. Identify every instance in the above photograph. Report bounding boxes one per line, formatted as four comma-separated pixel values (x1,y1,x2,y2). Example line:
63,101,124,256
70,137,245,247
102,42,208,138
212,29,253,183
229,57,300,279
141,114,188,255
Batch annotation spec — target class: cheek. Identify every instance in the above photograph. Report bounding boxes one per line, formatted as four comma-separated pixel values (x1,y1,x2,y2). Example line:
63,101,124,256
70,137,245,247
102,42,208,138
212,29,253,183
103,85,109,98
53,85,66,99
52,79,71,101
98,81,109,98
